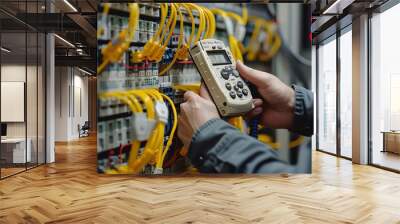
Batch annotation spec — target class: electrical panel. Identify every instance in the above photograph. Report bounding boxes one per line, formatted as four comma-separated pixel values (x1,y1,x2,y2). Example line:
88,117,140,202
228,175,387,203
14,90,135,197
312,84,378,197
97,3,284,175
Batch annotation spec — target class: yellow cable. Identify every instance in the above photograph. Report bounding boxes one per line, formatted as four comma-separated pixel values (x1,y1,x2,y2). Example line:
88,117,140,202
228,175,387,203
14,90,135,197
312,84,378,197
97,58,110,75
181,3,196,46
225,4,248,26
246,18,263,61
202,7,216,38
99,91,142,173
158,3,185,76
259,22,281,61
126,90,158,173
158,93,178,168
150,3,178,62
134,3,168,62
145,90,165,169
174,3,196,61
153,4,168,42
159,4,175,48
211,8,243,61
143,3,169,58
172,84,200,93
98,3,139,74
188,3,205,43
201,6,211,39
97,3,111,38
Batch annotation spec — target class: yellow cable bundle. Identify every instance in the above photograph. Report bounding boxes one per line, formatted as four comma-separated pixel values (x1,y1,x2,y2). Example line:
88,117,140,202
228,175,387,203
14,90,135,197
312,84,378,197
98,3,139,74
99,91,142,174
132,3,178,63
159,3,218,76
188,3,206,43
126,90,159,173
211,8,243,62
226,4,248,54
247,16,282,62
156,93,178,169
158,3,185,76
172,84,200,93
101,89,168,174
97,3,111,38
245,17,263,61
203,7,216,39
175,3,195,61
105,89,176,173
132,3,168,63
151,4,178,62
259,21,281,62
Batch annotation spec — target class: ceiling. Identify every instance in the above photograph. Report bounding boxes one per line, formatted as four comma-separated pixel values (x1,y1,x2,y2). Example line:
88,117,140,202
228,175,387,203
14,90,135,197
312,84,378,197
0,0,97,73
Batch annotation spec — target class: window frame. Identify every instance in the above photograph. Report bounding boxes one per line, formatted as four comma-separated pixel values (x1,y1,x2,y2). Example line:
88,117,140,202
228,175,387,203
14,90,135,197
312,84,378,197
367,0,400,173
315,23,353,160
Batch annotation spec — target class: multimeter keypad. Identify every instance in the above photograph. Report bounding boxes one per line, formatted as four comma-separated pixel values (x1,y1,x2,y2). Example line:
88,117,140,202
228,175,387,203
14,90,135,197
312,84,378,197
221,70,230,80
237,81,243,88
225,83,232,90
220,65,249,100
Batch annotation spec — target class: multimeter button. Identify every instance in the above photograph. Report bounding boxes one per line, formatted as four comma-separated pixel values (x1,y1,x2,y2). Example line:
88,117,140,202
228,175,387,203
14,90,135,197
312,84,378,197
212,46,216,49
237,92,243,98
217,45,222,49
221,70,230,80
226,66,233,71
242,89,249,96
234,85,239,91
225,83,232,90
237,81,243,88
229,91,236,99
232,70,240,77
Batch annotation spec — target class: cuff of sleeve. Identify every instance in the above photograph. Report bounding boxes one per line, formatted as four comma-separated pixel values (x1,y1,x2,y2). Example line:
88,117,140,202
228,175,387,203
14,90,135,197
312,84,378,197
188,118,222,167
291,85,313,136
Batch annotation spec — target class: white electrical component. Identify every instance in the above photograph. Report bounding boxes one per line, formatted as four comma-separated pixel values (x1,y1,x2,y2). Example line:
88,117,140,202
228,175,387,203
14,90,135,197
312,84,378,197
189,39,254,116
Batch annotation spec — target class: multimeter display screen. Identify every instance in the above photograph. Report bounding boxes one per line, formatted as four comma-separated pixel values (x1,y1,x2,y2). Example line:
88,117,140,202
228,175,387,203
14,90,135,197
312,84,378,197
207,50,231,65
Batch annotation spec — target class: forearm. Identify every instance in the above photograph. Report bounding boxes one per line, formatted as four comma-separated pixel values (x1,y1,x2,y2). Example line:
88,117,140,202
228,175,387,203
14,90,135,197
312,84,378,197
188,119,297,173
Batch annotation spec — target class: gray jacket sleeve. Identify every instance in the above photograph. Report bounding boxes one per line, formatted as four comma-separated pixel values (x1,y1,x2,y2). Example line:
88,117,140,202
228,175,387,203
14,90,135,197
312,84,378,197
188,86,314,174
188,118,297,173
290,85,314,137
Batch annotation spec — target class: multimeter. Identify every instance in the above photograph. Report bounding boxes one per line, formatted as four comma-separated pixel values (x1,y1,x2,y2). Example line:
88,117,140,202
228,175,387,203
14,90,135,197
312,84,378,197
189,39,254,117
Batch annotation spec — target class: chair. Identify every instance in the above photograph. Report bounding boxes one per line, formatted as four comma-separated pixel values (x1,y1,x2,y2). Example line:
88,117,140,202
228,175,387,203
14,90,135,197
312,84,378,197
79,121,90,138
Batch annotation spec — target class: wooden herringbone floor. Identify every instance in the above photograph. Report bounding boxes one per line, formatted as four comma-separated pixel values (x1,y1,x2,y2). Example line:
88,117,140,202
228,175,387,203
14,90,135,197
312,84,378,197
1,135,400,224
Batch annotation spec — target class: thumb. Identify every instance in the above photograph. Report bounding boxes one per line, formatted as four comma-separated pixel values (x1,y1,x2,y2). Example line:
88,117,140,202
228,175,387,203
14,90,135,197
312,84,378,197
199,83,212,100
183,91,198,102
236,61,271,88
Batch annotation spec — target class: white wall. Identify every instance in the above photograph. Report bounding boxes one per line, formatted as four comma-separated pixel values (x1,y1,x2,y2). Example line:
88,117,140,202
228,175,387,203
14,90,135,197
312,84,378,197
1,65,37,138
1,64,46,164
55,67,68,141
1,65,26,137
55,67,89,141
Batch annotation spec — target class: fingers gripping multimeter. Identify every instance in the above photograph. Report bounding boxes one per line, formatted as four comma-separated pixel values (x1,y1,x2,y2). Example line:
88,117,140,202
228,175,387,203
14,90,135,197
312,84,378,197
189,39,254,117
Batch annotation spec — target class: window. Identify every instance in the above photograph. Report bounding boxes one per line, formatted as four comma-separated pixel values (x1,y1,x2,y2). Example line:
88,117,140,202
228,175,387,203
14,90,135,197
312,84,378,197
317,36,337,154
0,0,47,179
370,3,400,171
339,29,352,158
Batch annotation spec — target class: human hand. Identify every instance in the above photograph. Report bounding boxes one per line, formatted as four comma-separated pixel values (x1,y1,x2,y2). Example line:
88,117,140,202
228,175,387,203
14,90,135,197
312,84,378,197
178,84,220,148
236,61,295,129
